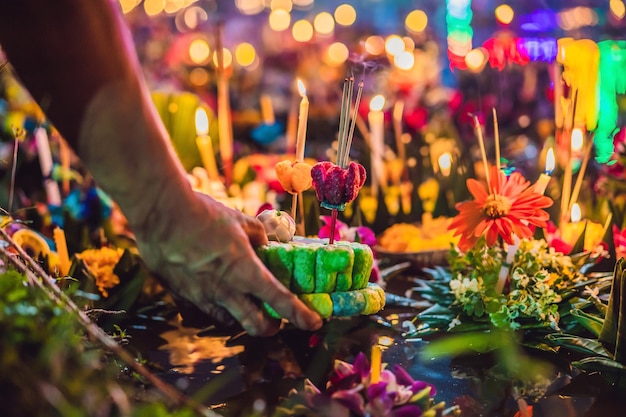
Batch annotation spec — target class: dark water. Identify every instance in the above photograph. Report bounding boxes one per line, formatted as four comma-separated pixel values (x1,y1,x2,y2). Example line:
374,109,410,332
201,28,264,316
123,273,626,417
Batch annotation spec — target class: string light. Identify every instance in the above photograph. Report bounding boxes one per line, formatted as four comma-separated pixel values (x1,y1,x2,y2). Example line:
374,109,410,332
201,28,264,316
446,0,473,70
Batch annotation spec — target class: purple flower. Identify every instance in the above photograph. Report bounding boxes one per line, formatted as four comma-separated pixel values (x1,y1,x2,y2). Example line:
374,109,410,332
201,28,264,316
319,216,377,247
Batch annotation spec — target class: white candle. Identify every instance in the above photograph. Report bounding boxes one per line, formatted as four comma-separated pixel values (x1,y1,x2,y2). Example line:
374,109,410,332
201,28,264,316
368,95,386,198
438,152,452,177
195,107,220,182
534,147,554,194
295,79,309,161
35,127,62,206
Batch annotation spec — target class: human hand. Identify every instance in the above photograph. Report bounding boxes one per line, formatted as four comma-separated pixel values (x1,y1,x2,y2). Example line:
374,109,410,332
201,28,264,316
133,191,322,337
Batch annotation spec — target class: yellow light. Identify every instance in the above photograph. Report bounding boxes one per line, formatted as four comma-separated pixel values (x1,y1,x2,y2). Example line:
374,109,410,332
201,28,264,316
570,202,582,223
212,48,233,68
235,42,256,67
314,12,335,35
189,38,211,65
365,35,385,56
119,0,141,14
403,36,415,52
545,148,555,173
334,4,356,26
325,42,349,66
370,95,385,112
292,19,313,42
495,4,515,25
164,0,184,14
195,107,209,135
610,0,626,19
144,0,165,16
394,50,414,70
235,0,264,15
270,0,293,12
465,48,487,72
405,9,428,33
293,0,313,6
183,6,209,30
385,35,405,56
438,152,452,177
189,68,210,87
571,128,584,152
269,9,291,31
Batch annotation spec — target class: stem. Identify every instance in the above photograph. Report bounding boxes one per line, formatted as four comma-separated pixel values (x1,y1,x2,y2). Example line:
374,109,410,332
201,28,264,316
328,209,338,244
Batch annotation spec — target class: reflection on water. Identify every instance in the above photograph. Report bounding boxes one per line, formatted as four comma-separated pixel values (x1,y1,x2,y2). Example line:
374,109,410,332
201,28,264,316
158,314,245,374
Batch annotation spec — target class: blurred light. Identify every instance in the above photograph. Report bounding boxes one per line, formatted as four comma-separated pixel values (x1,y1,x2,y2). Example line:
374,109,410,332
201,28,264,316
446,0,473,68
518,114,530,128
195,107,209,135
144,0,165,16
611,0,626,19
558,7,598,30
571,128,584,152
235,42,256,67
269,9,291,31
168,102,178,113
212,48,233,68
570,202,582,223
164,0,185,14
270,0,292,12
519,10,557,32
464,48,486,72
495,4,514,25
385,35,405,56
403,36,415,52
119,0,141,14
518,37,557,62
297,79,306,97
292,19,313,42
189,68,210,87
235,0,264,15
292,0,313,7
365,35,385,55
394,51,415,70
370,95,385,112
325,42,349,66
405,9,428,33
334,4,356,26
438,152,452,176
189,38,211,65
314,12,335,35
182,6,208,30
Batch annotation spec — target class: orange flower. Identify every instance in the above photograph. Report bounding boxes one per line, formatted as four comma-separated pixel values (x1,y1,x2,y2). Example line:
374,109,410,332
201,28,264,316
449,167,553,252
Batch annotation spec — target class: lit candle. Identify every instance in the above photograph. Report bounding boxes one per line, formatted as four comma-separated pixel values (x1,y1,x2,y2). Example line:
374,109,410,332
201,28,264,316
195,107,220,182
534,147,554,194
438,152,452,177
295,79,309,161
53,227,71,276
34,127,62,206
368,95,386,198
370,344,382,384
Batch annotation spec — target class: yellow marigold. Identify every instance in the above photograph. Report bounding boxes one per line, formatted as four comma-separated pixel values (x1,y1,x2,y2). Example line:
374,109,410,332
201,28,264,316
77,247,124,297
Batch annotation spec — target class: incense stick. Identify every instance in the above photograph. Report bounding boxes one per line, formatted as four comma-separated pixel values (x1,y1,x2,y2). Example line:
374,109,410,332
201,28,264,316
568,132,594,214
342,80,363,168
471,114,492,192
493,108,501,173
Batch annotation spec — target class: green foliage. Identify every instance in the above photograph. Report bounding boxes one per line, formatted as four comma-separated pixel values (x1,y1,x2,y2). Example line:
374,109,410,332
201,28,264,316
0,269,197,417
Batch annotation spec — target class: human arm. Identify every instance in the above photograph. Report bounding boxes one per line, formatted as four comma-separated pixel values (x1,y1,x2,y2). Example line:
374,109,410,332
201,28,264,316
0,0,321,336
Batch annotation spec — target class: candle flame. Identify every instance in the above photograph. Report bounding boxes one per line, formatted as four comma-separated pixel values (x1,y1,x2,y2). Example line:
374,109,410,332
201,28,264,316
571,128,584,152
545,147,555,173
370,94,385,112
571,202,582,223
195,107,209,136
297,79,307,97
438,152,452,176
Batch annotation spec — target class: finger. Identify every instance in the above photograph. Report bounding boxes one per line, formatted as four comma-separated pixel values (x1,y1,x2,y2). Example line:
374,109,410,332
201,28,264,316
217,291,281,337
238,256,322,332
239,216,268,247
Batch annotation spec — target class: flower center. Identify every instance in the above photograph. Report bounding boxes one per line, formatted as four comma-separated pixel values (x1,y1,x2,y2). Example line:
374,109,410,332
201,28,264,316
482,194,511,218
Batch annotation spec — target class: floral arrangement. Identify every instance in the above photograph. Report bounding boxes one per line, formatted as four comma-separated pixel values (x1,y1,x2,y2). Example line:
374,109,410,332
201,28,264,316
408,166,607,334
276,352,459,417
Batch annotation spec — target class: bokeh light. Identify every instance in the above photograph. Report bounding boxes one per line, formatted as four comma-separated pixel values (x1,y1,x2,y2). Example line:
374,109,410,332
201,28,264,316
325,42,349,66
189,67,210,87
334,4,356,26
235,0,264,15
164,0,184,14
189,38,211,65
270,0,293,12
464,47,487,72
119,0,141,14
144,0,165,16
235,42,256,67
181,6,208,30
405,9,428,33
268,9,291,31
292,0,313,7
314,12,335,35
365,35,385,56
292,19,314,42
611,0,626,19
403,36,415,52
385,35,405,56
495,4,514,25
370,95,385,112
394,51,415,70
212,48,233,68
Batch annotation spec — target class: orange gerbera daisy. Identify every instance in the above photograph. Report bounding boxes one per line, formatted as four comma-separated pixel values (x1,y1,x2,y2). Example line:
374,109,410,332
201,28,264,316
449,167,553,252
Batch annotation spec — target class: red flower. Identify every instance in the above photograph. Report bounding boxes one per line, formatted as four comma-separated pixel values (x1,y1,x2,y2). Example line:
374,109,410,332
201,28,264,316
449,167,553,252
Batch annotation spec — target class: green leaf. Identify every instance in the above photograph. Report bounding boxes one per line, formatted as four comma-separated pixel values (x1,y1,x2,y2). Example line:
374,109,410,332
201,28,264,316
546,334,612,357
569,308,605,337
420,331,505,358
572,356,626,374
